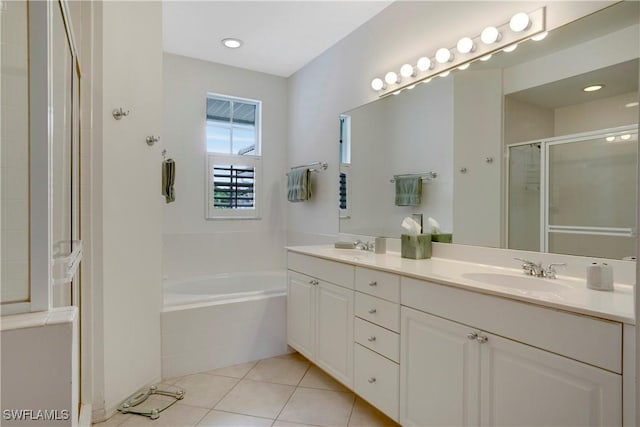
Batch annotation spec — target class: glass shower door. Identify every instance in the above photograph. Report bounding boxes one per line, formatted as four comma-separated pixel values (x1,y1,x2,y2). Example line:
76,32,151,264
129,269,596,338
544,129,637,259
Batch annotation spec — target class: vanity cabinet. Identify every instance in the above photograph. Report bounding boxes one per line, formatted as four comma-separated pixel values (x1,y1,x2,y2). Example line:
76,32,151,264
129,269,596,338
353,267,400,421
400,279,623,427
287,253,355,387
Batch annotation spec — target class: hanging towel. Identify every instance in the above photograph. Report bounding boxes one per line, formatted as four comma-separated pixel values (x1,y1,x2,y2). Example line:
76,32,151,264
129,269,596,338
395,176,422,206
287,168,311,202
162,159,176,203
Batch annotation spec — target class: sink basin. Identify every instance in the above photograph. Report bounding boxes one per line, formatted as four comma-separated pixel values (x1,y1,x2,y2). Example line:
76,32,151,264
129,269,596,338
321,248,375,261
461,272,574,293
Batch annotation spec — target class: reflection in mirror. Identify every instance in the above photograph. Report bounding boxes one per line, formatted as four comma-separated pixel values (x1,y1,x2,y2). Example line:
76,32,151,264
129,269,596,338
339,2,639,260
1,1,30,303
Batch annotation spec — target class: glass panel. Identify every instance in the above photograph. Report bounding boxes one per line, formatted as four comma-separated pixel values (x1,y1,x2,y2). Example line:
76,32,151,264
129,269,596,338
206,98,231,123
0,0,30,303
206,123,231,153
211,164,255,209
508,143,541,251
548,134,637,228
232,101,256,126
548,233,635,260
231,125,256,154
51,2,73,307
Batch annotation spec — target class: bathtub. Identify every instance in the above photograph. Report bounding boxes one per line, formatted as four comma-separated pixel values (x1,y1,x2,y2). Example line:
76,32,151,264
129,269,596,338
161,270,288,378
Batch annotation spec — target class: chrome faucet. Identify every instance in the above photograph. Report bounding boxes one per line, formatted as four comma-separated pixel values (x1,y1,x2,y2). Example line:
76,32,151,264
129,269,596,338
515,258,566,279
354,240,374,251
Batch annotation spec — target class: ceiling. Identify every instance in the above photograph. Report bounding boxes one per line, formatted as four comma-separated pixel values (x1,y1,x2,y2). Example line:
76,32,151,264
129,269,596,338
162,1,392,77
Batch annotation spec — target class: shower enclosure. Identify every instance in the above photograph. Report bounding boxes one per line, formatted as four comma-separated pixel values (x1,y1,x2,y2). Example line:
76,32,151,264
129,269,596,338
508,125,637,260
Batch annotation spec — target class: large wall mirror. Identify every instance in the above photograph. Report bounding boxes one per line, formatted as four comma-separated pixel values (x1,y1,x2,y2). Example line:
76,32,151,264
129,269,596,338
339,2,639,261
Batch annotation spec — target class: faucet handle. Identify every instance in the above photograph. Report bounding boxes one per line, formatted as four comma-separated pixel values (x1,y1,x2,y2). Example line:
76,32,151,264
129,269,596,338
545,262,567,279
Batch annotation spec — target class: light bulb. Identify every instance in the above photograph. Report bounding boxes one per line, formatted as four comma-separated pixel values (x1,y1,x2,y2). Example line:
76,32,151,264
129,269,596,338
605,136,616,142
481,26,501,44
439,71,450,78
385,71,399,85
458,63,470,70
371,78,385,91
503,44,518,53
620,134,632,140
456,37,475,54
531,31,548,41
393,90,402,96
221,38,243,49
583,84,604,92
407,84,416,90
417,57,433,71
509,12,530,32
435,48,453,64
400,63,416,78
480,54,492,61
422,78,432,84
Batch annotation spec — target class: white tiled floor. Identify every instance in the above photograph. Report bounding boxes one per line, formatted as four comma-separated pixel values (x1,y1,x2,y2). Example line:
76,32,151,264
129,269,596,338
94,353,399,427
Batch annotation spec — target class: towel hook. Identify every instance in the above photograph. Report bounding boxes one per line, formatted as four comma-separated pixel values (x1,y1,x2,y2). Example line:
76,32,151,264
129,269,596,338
162,149,167,160
146,135,160,146
112,107,130,120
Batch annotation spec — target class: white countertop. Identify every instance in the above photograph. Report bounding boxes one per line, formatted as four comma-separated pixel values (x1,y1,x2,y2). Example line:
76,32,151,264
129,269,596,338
287,245,635,325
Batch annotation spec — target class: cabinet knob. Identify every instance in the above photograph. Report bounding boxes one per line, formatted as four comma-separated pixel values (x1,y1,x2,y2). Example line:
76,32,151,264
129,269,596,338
476,335,488,344
309,280,318,286
466,332,478,340
368,377,376,384
368,308,377,314
368,336,376,342
369,281,377,287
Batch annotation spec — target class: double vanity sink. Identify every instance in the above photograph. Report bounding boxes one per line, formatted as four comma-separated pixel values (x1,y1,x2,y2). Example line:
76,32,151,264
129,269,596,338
299,245,634,323
285,244,635,426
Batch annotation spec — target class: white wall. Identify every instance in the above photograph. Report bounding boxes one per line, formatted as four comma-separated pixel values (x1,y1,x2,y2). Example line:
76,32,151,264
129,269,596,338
162,54,288,280
287,1,614,245
91,1,163,418
555,92,638,135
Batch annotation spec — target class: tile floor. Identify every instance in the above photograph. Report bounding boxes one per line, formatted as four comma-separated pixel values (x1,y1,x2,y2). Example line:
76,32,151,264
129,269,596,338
94,353,399,427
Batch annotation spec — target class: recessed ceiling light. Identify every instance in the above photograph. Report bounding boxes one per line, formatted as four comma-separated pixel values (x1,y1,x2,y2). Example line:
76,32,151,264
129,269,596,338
605,136,616,142
221,38,243,49
583,84,604,92
625,102,639,108
620,134,632,140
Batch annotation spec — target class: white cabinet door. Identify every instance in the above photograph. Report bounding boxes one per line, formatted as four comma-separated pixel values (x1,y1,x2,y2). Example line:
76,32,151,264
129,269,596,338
400,307,480,427
316,280,354,387
480,332,622,427
287,271,316,360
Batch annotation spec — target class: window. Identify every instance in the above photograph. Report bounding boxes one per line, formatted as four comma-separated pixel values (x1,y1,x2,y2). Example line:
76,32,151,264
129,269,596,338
206,94,262,219
339,115,351,219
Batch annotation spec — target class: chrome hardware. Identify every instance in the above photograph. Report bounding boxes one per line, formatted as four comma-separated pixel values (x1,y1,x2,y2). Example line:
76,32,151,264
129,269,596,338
544,263,567,279
368,336,376,342
476,335,489,344
112,107,130,120
368,308,377,314
515,258,566,279
368,377,376,384
309,280,319,286
467,332,478,340
515,257,544,277
369,281,377,287
146,135,160,146
460,167,468,174
485,157,494,164
354,240,375,251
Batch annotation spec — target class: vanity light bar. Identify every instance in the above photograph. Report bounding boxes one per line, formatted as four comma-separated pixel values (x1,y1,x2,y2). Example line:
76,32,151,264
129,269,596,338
370,7,546,97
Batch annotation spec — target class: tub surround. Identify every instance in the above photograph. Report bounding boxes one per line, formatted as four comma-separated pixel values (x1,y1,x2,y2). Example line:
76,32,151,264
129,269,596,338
287,244,634,324
286,244,636,425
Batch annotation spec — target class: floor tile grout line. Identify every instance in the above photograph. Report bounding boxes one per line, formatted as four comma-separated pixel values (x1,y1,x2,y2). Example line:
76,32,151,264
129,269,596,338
271,363,311,425
345,395,357,427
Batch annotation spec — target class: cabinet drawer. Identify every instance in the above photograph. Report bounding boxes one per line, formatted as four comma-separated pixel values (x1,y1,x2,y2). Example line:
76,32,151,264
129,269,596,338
355,267,400,302
401,277,622,373
288,252,354,289
354,344,399,422
354,317,399,363
355,292,400,332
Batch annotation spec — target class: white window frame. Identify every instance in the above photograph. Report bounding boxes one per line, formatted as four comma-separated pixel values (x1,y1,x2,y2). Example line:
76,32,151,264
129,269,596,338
206,154,262,220
205,93,262,220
